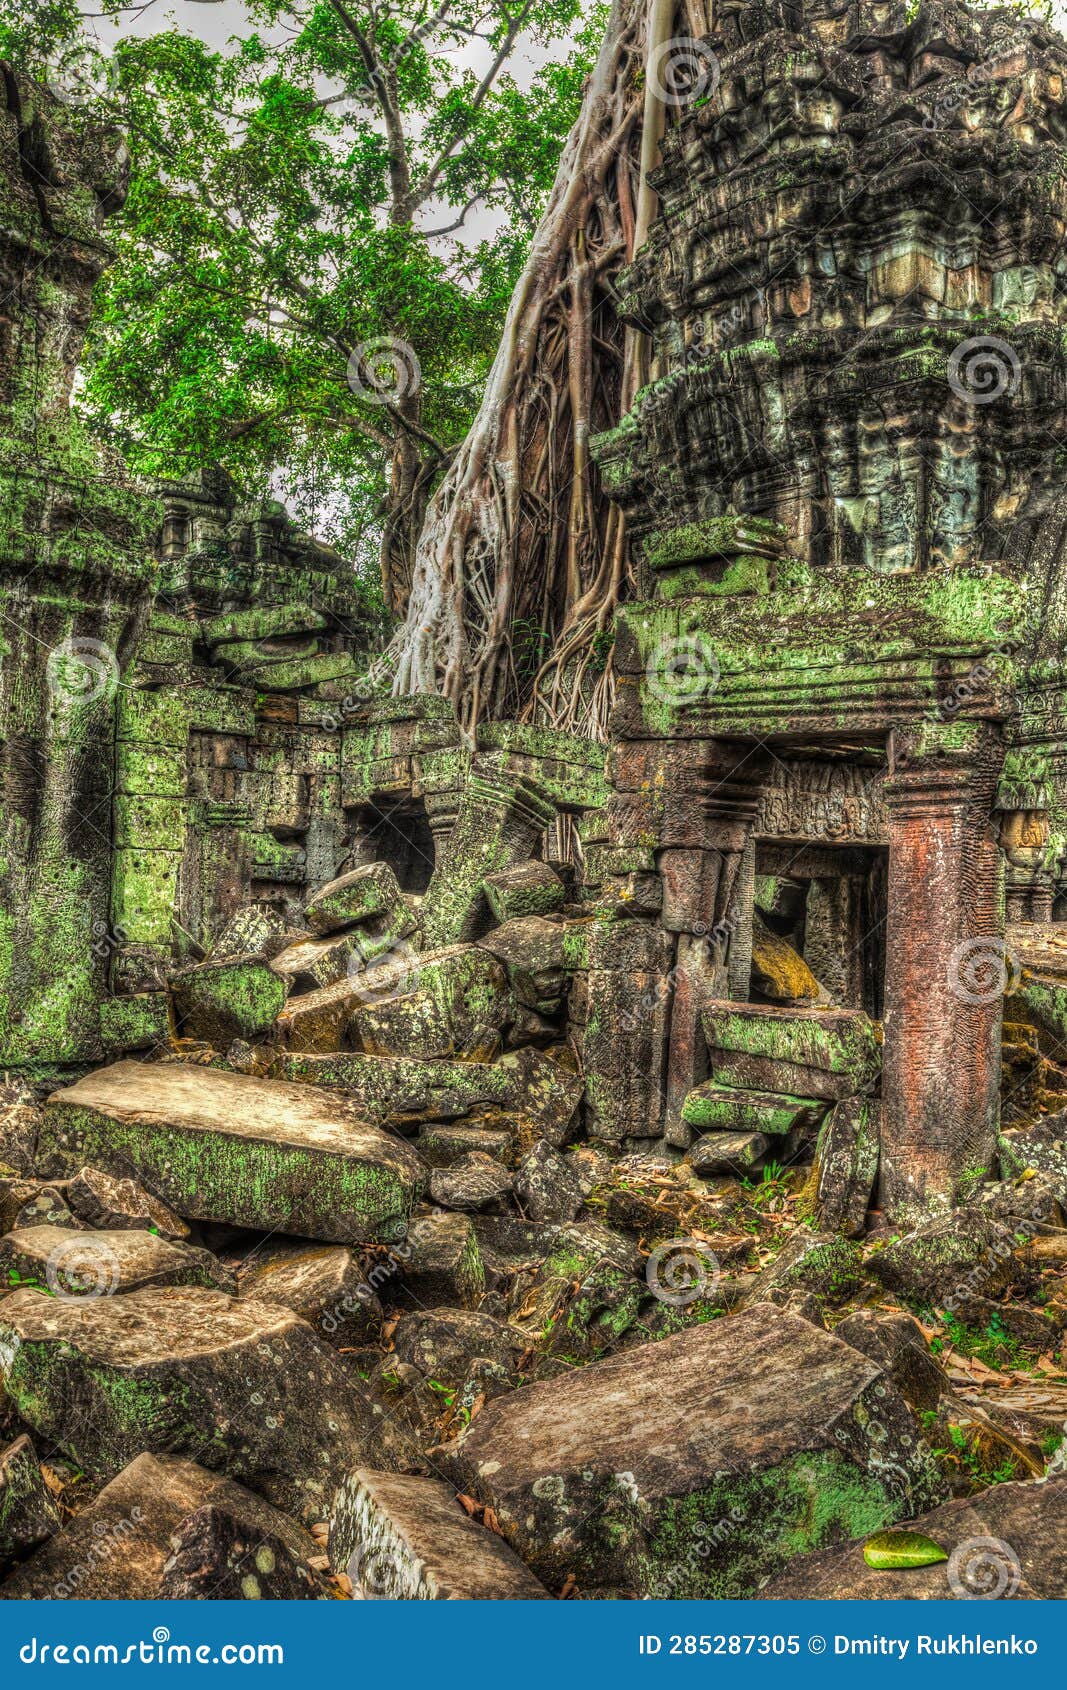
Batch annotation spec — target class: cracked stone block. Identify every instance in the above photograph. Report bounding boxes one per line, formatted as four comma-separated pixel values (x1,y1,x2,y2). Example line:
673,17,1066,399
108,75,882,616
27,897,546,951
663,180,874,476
681,1082,826,1137
1,1454,327,1599
0,1225,233,1296
0,1287,384,1522
809,1095,880,1236
0,1084,41,1176
304,862,410,936
39,1061,425,1244
63,1165,190,1240
703,1003,882,1102
390,1309,524,1386
0,1435,61,1574
329,1470,549,1599
438,1305,945,1597
238,1243,382,1348
483,861,565,924
759,1476,1067,1600
269,928,404,993
170,955,288,1046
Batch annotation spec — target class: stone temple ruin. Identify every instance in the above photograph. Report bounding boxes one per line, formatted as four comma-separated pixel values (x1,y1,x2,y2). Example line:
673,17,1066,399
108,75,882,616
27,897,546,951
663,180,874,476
3,1,1067,1603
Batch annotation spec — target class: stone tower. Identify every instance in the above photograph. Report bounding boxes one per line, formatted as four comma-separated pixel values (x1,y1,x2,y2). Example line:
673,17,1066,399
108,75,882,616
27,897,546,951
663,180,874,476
592,0,1067,1214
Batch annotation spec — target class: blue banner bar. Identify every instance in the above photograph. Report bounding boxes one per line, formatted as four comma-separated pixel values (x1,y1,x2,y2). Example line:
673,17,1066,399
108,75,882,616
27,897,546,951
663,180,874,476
1,1601,1063,1687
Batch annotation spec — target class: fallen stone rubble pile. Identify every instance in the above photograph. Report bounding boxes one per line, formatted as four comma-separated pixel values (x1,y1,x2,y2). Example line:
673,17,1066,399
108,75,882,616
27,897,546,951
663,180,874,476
1,866,1066,1599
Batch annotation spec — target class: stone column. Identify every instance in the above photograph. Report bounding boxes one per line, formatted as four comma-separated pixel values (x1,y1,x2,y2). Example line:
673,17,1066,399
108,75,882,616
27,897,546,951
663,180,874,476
608,737,769,1139
879,722,1006,1217
420,755,557,948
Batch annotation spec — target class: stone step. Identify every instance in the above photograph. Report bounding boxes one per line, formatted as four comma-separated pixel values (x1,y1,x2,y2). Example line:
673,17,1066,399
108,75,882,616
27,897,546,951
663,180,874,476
681,1081,826,1136
38,1061,425,1244
330,1470,549,1599
0,1286,383,1523
2,1454,328,1600
703,1001,881,1101
436,1304,945,1597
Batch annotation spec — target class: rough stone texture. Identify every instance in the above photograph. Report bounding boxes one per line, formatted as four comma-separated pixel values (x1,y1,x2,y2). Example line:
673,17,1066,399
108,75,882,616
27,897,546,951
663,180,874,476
39,1061,425,1243
429,1153,513,1214
809,1096,880,1237
834,1311,948,1416
390,1309,524,1387
0,1435,60,1573
329,1470,549,1599
1,1454,327,1599
868,1207,1022,1306
400,1213,485,1310
349,945,511,1062
0,1286,384,1522
63,1165,190,1240
682,1083,825,1138
237,1243,382,1347
304,862,410,937
514,1140,584,1223
703,1005,882,1104
0,1180,81,1233
760,1477,1067,1600
0,1085,40,1176
0,1225,232,1296
439,1305,944,1596
170,956,289,1047
742,1230,866,1309
483,861,565,925
688,1131,770,1176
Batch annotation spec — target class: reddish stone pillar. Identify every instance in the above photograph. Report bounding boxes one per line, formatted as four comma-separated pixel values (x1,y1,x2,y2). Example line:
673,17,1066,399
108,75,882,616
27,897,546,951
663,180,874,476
607,738,768,1137
879,723,1005,1218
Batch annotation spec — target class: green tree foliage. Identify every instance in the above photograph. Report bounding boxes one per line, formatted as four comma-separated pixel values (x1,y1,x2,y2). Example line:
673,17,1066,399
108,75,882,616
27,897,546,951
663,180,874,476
0,1,602,603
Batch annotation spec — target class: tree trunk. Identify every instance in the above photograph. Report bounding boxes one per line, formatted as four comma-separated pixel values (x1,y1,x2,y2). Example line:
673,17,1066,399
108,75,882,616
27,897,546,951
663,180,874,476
378,0,708,735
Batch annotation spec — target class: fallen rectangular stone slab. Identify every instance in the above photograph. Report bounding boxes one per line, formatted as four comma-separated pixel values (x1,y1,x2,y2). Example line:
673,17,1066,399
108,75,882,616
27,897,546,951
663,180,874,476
39,1061,425,1244
0,1286,384,1523
268,1047,582,1141
0,1225,232,1296
681,1082,826,1136
2,1453,328,1599
436,1304,944,1597
0,1435,60,1574
759,1475,1067,1600
704,1002,882,1101
329,1470,549,1599
688,1131,770,1176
